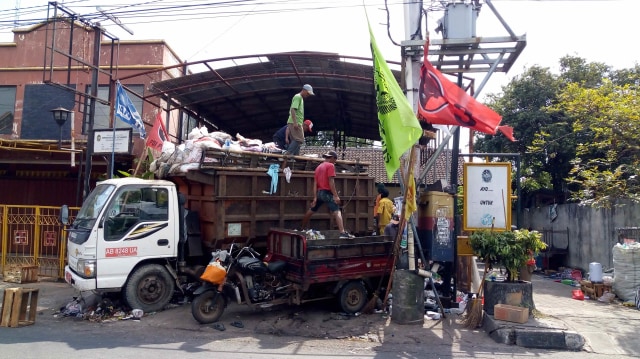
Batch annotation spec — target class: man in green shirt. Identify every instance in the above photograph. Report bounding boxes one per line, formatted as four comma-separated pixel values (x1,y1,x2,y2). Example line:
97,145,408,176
286,84,314,155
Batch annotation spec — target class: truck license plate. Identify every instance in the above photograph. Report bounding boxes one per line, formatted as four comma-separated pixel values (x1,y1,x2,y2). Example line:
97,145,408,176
65,270,72,284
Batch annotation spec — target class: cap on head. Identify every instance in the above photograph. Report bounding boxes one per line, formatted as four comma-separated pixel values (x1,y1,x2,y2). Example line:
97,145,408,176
322,150,338,159
303,119,313,130
390,214,400,225
302,84,314,95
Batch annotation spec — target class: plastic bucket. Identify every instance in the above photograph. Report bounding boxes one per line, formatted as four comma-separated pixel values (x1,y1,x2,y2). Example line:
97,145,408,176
589,262,603,283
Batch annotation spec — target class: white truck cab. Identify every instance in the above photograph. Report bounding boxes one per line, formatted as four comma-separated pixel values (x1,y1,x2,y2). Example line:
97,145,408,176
64,177,181,311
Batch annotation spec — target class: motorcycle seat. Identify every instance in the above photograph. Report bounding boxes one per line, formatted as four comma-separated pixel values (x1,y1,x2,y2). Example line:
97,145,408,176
267,260,286,274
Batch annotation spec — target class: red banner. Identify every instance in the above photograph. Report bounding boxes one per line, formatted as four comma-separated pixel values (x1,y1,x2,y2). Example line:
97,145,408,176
417,41,515,141
146,112,169,151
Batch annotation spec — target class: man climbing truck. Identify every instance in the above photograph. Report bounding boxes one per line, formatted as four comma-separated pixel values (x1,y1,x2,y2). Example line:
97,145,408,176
64,150,378,312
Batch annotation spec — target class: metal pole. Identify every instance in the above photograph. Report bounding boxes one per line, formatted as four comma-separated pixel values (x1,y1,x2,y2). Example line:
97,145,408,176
84,24,101,199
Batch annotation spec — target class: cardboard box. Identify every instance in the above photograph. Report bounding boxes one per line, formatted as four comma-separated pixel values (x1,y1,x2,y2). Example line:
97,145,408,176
2,265,38,284
493,304,529,324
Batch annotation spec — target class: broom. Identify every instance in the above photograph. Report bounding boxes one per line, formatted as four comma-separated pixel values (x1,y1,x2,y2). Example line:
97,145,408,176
464,188,510,328
363,147,416,314
463,217,497,329
362,222,402,314
462,258,490,328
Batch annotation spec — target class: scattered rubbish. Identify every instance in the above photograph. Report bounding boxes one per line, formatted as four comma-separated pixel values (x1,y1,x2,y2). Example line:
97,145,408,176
132,309,144,319
213,323,226,331
572,289,585,301
425,311,441,320
597,292,616,303
230,321,244,328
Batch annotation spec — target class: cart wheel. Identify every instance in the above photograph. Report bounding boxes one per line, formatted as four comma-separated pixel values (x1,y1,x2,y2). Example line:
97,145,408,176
339,281,367,313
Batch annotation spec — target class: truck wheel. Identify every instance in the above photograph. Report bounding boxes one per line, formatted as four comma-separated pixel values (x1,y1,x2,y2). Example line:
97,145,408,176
124,264,175,313
339,281,367,313
191,291,226,324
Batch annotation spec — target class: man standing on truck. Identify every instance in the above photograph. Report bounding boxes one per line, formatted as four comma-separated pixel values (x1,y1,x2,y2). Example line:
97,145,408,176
273,119,313,152
286,84,314,155
301,150,353,239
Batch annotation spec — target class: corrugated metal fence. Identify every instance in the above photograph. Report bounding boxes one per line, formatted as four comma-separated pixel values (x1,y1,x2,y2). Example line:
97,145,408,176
0,205,79,280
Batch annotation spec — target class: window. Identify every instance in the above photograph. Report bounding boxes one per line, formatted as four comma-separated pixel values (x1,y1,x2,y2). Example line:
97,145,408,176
21,84,75,140
0,86,16,135
85,84,144,133
182,113,199,141
104,186,169,241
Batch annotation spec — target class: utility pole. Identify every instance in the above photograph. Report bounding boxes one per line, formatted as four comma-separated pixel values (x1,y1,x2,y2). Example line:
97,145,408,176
84,24,101,199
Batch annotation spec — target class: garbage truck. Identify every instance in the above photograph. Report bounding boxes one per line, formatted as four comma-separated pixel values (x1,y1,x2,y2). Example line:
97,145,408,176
63,149,376,312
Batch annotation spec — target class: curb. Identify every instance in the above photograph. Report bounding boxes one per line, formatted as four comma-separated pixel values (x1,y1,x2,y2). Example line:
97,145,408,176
483,314,585,351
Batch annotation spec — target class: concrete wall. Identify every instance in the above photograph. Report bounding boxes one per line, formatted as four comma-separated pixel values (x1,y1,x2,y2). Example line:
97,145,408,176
521,200,640,271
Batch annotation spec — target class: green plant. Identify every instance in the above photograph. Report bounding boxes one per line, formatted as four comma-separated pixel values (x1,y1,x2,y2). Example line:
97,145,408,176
469,229,547,282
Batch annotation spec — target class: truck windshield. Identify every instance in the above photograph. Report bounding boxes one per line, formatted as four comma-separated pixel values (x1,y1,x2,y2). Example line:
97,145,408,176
73,184,115,229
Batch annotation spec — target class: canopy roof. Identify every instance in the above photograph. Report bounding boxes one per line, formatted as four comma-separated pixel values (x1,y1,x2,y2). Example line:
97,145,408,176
147,51,410,143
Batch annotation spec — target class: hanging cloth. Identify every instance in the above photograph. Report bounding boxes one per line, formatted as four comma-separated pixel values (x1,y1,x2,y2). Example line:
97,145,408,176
283,166,292,183
267,164,280,194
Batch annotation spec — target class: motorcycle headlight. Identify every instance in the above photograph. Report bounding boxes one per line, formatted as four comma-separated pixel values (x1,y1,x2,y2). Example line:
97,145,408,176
76,259,96,278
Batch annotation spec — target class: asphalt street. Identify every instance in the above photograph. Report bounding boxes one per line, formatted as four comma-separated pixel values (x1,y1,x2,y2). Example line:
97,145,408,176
1,274,639,358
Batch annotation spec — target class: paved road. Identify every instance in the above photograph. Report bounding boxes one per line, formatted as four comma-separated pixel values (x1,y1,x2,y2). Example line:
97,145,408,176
1,276,638,358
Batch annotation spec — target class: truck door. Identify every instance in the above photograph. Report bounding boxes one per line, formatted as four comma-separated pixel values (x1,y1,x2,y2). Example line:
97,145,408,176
96,185,176,289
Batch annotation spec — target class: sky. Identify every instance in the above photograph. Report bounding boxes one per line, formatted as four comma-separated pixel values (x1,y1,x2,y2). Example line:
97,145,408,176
1,0,638,98
0,0,638,147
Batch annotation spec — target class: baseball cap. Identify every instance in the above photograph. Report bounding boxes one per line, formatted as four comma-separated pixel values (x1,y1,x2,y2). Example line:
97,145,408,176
302,84,314,95
390,214,400,225
303,119,313,130
322,150,338,159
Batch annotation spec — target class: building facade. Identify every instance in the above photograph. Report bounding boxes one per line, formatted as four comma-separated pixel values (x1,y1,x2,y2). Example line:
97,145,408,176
0,20,184,206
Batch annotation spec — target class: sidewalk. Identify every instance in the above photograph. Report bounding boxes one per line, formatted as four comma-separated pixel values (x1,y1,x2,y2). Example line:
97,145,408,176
483,273,640,355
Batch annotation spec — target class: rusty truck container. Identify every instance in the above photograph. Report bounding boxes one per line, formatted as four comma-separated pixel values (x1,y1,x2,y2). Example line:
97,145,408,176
168,149,374,251
264,229,393,291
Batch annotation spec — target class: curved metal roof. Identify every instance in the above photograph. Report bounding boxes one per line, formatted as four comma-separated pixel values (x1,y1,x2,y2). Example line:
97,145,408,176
148,51,406,143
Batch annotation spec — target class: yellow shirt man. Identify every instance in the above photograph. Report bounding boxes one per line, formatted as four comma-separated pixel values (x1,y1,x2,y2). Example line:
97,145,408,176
376,191,395,235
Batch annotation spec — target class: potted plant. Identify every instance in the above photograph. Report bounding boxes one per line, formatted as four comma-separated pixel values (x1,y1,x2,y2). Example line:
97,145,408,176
469,228,547,315
469,229,546,282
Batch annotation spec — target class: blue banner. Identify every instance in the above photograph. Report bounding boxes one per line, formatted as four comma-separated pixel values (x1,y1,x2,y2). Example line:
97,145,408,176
115,81,146,139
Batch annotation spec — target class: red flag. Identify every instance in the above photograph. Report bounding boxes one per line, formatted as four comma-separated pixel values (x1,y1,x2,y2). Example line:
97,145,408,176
146,112,169,151
417,41,515,142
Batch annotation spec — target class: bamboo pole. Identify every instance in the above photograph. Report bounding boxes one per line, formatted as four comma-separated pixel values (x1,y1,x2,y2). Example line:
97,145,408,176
382,145,418,307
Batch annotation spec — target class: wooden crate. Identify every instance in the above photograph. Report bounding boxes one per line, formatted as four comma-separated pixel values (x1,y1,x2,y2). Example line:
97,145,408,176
493,304,529,324
593,284,612,299
3,265,39,284
0,287,39,327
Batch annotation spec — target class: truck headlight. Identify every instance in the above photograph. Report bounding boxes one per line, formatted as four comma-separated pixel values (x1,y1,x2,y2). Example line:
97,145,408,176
76,259,96,278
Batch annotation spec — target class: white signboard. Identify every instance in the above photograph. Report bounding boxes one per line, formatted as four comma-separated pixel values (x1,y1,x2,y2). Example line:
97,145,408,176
92,129,132,154
463,163,512,231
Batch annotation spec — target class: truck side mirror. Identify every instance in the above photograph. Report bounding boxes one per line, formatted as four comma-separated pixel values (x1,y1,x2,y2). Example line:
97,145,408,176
60,205,69,225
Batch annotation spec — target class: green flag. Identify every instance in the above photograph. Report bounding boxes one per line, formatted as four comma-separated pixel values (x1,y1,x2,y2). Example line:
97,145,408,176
369,23,422,181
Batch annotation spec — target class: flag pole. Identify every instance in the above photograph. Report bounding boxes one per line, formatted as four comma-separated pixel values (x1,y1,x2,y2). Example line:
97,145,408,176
130,145,148,178
382,145,417,308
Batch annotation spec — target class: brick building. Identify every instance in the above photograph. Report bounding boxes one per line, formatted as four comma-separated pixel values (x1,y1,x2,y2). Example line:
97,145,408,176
0,20,184,206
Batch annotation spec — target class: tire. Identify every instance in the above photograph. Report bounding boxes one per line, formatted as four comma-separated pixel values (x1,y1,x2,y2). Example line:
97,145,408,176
339,281,368,314
191,290,226,324
123,264,175,313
